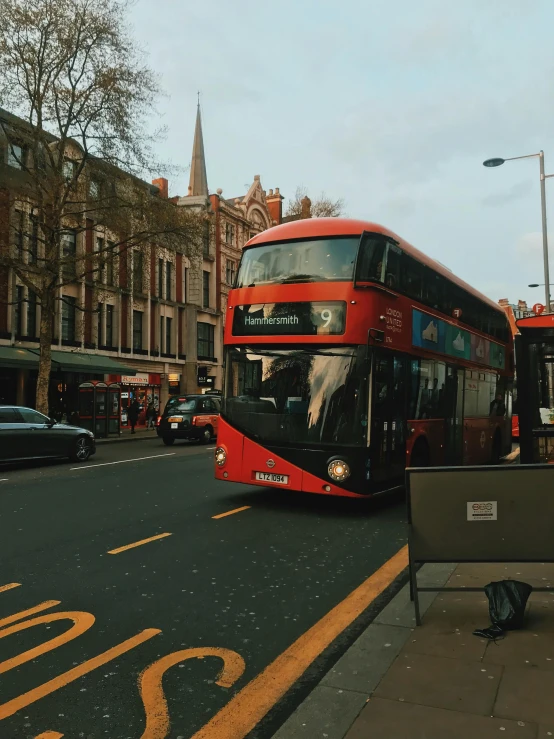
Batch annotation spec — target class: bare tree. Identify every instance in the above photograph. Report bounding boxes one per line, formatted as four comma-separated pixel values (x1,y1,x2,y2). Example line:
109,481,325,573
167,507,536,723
285,186,345,219
0,0,201,413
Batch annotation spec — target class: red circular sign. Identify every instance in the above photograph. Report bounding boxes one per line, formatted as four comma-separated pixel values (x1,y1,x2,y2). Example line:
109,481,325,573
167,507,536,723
533,303,545,316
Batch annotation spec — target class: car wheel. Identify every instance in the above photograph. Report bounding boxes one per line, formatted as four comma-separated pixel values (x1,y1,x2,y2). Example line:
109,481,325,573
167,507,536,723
162,436,175,446
201,426,213,444
71,436,92,463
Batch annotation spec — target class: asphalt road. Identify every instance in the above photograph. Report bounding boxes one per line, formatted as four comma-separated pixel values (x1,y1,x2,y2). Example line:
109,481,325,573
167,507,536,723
0,438,407,739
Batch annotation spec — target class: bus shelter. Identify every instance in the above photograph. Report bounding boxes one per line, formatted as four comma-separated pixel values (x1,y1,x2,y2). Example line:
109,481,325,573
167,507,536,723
515,313,554,463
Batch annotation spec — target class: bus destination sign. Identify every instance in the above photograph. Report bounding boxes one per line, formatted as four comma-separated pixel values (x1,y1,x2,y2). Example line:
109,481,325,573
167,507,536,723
232,301,346,336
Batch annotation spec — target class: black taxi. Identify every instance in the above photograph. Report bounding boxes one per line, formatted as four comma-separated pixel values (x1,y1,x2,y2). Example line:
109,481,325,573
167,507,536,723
156,395,220,445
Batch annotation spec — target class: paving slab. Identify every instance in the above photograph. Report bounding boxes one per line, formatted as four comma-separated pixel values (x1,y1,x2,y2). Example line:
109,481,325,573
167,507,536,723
321,623,411,693
271,685,368,739
495,667,554,725
404,619,488,661
344,698,537,739
373,651,503,715
373,583,436,628
483,629,554,670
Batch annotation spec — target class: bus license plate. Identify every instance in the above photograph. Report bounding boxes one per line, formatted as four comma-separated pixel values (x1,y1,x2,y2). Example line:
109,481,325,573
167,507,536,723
255,472,289,485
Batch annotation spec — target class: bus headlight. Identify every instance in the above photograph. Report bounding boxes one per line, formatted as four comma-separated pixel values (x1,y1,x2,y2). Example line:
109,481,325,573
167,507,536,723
327,459,350,482
215,447,227,467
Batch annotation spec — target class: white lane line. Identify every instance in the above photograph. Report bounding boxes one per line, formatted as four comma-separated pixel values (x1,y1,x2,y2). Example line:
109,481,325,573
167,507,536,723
0,479,8,482
70,453,175,471
206,447,216,450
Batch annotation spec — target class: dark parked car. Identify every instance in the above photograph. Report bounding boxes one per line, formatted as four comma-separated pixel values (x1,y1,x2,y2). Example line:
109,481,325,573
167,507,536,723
157,395,220,445
0,406,96,464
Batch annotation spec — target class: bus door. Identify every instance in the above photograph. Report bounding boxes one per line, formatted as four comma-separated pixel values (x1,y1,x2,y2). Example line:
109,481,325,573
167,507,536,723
443,366,464,465
370,351,407,482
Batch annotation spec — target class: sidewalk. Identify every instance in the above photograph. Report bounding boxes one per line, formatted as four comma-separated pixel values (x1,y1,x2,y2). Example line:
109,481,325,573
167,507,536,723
95,427,159,445
274,560,554,739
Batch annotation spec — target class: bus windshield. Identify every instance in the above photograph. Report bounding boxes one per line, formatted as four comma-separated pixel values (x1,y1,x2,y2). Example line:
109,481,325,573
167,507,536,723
223,346,368,447
236,237,359,287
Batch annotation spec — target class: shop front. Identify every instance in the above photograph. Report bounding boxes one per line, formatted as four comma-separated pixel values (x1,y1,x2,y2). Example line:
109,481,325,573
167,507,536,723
107,373,162,427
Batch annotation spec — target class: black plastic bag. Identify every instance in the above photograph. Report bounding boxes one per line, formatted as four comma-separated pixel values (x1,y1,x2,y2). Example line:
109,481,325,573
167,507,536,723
484,579,533,630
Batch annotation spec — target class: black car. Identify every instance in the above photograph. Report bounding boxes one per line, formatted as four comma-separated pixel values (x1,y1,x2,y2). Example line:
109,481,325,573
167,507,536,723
0,406,96,464
157,394,220,445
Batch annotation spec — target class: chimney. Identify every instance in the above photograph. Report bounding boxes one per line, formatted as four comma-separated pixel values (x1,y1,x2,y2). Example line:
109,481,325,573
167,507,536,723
301,195,312,219
266,186,284,224
498,298,509,307
152,177,168,198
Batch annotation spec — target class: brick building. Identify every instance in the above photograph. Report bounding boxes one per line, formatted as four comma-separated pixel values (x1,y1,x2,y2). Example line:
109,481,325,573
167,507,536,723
0,103,282,420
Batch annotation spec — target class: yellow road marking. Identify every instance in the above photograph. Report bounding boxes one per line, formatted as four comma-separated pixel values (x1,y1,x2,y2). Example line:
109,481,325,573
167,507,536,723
139,648,246,738
34,732,64,738
0,610,95,675
191,545,409,739
0,601,60,629
0,582,21,594
0,628,161,720
108,533,172,555
212,506,251,520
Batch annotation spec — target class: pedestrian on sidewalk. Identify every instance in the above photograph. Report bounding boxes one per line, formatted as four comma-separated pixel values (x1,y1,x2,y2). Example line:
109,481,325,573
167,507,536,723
127,399,140,435
146,401,157,430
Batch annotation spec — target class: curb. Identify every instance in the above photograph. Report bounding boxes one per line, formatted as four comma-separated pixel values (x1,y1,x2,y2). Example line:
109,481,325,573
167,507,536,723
270,563,456,739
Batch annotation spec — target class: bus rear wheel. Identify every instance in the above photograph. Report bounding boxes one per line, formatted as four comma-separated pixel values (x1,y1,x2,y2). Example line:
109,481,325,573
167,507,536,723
410,439,430,468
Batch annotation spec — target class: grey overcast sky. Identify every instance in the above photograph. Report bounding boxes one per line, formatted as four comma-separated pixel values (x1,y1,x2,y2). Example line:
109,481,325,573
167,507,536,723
132,0,554,308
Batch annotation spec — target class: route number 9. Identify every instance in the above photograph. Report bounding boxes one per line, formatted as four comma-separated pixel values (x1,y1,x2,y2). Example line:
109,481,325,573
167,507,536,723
320,309,332,328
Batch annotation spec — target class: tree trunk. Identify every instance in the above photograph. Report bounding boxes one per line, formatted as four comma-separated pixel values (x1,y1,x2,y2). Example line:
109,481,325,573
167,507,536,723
36,298,53,414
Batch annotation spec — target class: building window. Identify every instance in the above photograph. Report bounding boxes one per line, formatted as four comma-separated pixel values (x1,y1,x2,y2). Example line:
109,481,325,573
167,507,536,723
61,229,77,280
106,241,115,286
203,221,210,256
29,213,38,265
159,315,164,352
165,316,172,354
133,250,143,294
203,270,210,309
63,158,76,182
166,261,172,300
89,178,100,199
7,142,24,169
27,290,37,338
225,222,235,245
106,304,114,348
197,321,214,359
226,259,236,286
14,209,24,260
14,285,24,336
61,296,77,342
133,310,143,351
158,258,164,298
183,266,189,303
97,303,103,346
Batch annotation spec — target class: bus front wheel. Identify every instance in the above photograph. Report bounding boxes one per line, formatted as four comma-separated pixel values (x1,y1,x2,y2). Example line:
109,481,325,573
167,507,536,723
410,439,430,468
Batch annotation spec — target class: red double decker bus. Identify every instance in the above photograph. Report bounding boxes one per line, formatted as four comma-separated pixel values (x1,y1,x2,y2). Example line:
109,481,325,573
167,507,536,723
214,218,513,498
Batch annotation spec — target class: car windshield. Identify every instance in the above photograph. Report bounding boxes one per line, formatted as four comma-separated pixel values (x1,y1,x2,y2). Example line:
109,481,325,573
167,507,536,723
164,399,196,414
223,346,368,447
236,237,359,287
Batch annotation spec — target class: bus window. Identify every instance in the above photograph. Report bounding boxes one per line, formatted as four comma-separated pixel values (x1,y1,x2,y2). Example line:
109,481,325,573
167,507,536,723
355,234,387,284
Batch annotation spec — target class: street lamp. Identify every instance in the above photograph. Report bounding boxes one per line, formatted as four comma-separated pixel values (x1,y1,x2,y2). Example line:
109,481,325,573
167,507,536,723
483,151,553,310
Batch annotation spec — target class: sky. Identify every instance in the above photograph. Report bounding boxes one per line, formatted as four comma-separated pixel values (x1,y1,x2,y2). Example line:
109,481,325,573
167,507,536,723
132,0,554,309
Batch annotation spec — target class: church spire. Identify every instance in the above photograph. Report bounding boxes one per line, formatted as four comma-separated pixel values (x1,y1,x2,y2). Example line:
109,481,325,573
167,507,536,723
188,100,208,197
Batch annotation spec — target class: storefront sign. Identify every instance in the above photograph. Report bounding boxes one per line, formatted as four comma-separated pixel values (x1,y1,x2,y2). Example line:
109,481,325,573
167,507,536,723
232,302,346,336
121,373,149,386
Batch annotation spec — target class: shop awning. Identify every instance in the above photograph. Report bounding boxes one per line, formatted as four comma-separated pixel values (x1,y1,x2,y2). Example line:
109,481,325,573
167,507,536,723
48,351,137,375
0,346,41,369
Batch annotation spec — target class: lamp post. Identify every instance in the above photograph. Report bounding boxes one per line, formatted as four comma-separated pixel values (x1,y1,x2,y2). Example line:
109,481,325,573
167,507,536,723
484,152,553,311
